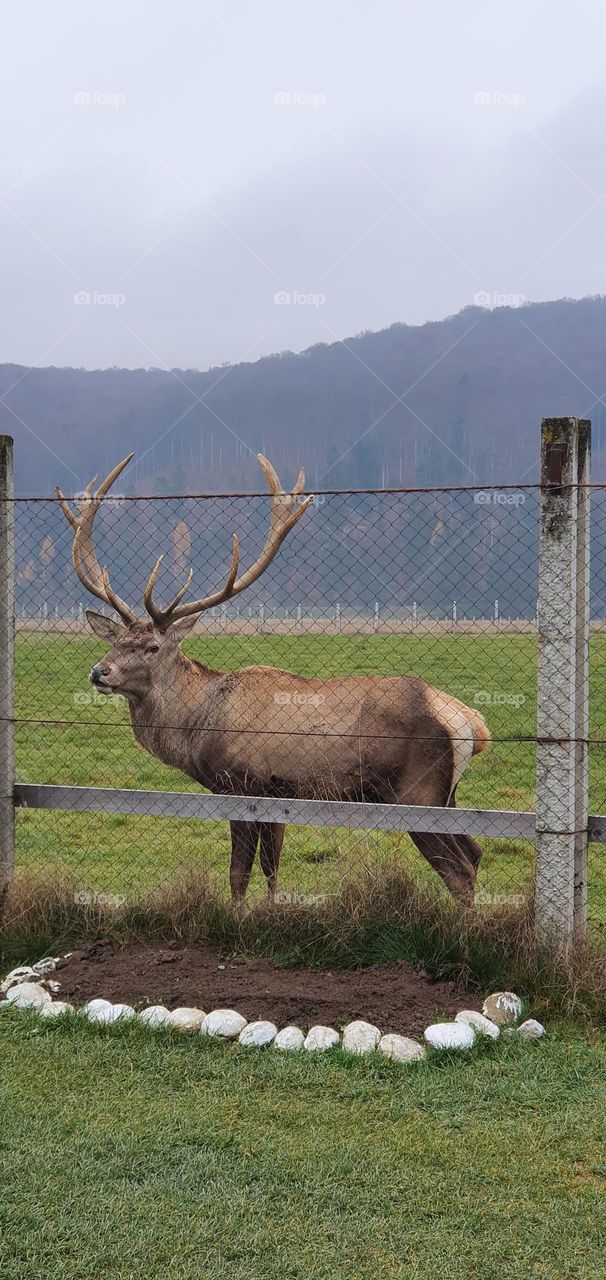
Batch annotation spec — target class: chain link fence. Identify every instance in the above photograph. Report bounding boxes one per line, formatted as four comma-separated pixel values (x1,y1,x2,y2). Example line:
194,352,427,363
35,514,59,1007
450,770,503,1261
1,481,546,904
3,430,606,939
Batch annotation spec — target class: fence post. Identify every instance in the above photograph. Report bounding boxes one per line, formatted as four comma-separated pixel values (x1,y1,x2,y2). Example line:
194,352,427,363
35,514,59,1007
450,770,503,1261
535,417,589,951
574,420,591,936
0,435,15,898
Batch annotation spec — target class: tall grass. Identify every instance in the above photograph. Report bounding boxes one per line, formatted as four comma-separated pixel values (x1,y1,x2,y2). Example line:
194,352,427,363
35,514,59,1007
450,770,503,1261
3,860,606,1022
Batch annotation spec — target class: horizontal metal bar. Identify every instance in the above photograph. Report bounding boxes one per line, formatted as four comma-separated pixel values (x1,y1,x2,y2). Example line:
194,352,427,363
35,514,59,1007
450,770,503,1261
14,783,537,839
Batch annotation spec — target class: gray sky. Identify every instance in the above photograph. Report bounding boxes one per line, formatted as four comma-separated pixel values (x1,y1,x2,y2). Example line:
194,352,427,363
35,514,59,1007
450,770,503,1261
2,0,605,370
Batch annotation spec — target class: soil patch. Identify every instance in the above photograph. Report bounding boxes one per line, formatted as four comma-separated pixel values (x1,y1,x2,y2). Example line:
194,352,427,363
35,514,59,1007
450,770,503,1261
54,939,481,1034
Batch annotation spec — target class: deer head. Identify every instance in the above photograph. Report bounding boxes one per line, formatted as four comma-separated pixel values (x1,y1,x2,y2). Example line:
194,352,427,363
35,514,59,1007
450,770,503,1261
57,453,312,699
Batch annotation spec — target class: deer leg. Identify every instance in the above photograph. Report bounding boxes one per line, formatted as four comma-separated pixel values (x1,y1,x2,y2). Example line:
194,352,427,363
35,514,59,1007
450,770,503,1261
229,821,260,902
447,786,483,893
258,823,285,900
398,762,481,905
408,831,478,904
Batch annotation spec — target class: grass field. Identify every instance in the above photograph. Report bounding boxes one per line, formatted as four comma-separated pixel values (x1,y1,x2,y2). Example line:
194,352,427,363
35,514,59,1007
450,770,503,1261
12,631,606,919
5,637,606,1280
1,1008,606,1280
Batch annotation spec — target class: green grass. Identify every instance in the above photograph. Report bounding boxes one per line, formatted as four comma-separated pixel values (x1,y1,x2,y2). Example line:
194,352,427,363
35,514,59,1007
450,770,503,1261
6,637,606,1280
1,1010,606,1279
13,631,606,920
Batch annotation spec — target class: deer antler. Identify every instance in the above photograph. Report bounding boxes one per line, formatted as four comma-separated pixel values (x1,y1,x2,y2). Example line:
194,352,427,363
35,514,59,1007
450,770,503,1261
143,454,313,629
56,455,138,626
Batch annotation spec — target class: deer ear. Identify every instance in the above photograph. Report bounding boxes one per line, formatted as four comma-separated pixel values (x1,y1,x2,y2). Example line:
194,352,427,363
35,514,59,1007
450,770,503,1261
85,610,126,642
169,615,199,641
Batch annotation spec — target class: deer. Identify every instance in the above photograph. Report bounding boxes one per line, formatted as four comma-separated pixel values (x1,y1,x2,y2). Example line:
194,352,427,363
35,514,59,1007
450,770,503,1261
57,454,490,905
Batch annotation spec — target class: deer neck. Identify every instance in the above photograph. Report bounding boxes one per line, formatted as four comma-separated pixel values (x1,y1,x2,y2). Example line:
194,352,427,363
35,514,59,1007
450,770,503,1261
126,651,220,773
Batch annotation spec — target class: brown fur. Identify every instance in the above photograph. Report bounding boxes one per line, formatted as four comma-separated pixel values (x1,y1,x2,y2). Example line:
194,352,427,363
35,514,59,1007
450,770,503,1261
86,616,489,904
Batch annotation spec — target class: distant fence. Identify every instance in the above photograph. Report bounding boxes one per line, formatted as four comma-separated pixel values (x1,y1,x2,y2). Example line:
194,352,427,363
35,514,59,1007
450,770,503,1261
0,417,604,952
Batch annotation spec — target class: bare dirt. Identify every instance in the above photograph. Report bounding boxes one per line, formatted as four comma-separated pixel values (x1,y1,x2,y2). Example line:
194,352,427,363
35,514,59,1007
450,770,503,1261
54,939,481,1034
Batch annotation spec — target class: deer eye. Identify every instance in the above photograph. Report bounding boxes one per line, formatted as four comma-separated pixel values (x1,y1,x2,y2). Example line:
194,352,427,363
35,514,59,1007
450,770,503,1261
145,642,160,655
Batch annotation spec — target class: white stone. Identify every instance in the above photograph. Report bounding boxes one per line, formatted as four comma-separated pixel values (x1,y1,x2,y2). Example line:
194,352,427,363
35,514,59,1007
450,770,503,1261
273,1025,305,1052
202,1009,248,1039
377,1033,427,1063
32,957,58,976
167,1007,205,1032
138,1005,172,1028
341,1020,382,1055
517,1018,545,1040
106,1003,136,1023
482,991,523,1026
1,966,37,993
47,980,62,994
39,1001,74,1018
455,1010,500,1040
238,1020,278,1048
83,998,114,1022
303,1025,340,1052
424,1022,476,1050
5,982,52,1009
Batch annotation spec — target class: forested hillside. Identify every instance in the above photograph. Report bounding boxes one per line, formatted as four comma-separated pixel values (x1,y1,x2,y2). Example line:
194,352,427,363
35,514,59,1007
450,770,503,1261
3,296,606,498
5,296,606,619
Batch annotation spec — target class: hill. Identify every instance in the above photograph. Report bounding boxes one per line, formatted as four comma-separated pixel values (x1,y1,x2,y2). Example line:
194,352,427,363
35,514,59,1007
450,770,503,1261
4,296,606,619
3,296,606,497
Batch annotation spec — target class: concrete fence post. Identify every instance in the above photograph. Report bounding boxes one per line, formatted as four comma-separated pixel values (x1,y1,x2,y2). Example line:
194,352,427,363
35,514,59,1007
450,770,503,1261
535,417,590,951
0,435,15,898
574,420,591,936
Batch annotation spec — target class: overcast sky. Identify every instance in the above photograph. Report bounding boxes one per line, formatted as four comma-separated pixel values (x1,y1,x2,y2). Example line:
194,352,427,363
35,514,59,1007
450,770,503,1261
1,0,605,371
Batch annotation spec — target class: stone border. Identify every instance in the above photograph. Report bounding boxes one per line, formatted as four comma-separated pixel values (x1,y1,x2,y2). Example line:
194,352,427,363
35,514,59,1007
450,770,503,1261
0,962,545,1060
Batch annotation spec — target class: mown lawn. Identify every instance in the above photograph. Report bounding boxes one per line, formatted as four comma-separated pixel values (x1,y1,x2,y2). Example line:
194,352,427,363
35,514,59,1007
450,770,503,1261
13,631,606,918
1,1010,606,1280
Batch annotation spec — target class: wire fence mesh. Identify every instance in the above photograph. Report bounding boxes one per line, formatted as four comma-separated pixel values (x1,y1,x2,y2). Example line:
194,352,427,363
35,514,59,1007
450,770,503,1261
9,475,606,932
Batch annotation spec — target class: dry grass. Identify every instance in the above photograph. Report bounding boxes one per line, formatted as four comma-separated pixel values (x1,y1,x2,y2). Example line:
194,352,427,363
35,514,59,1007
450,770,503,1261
3,860,606,1023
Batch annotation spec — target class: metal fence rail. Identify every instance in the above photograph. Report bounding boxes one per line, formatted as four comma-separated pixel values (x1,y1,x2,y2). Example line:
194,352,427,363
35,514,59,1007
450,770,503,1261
14,784,538,839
